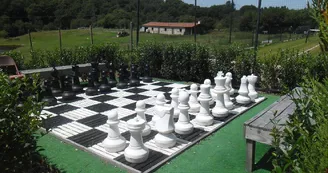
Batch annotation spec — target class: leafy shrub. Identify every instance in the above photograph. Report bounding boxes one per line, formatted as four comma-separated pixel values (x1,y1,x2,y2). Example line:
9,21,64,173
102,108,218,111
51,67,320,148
271,78,328,173
0,73,54,172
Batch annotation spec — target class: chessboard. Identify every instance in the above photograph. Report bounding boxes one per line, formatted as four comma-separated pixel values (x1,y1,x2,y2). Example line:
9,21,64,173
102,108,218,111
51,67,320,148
40,80,266,173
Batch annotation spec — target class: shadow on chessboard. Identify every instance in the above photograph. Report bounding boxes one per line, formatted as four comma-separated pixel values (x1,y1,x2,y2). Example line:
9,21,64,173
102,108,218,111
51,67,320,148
253,148,274,172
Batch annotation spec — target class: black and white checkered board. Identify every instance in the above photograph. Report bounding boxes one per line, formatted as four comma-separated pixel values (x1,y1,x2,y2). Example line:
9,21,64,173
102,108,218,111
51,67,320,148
41,80,266,173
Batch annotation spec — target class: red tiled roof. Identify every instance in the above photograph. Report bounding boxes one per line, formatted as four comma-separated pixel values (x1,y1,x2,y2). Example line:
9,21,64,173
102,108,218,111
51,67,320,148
143,22,198,28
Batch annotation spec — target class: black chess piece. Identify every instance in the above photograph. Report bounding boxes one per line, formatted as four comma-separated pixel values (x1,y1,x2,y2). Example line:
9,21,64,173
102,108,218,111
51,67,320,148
91,62,100,88
117,63,128,89
86,72,98,96
41,79,57,106
129,64,140,87
51,66,62,96
107,61,117,88
142,64,152,83
99,70,111,93
72,65,83,93
62,76,76,100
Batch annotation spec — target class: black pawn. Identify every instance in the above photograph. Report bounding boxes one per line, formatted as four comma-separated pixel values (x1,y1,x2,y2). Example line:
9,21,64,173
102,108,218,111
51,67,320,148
86,72,98,96
62,76,76,100
117,63,128,89
41,79,57,106
51,66,62,96
142,64,152,83
107,62,117,88
91,62,100,88
129,64,140,87
99,71,111,93
72,65,83,93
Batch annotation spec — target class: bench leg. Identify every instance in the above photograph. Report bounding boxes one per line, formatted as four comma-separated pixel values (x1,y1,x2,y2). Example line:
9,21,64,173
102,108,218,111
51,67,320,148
246,139,256,172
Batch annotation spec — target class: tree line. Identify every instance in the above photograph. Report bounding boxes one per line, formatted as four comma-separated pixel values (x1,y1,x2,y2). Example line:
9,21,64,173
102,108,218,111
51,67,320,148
0,0,315,38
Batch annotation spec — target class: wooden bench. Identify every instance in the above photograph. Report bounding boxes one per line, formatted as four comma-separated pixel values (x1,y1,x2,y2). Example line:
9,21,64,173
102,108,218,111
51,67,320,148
244,88,302,172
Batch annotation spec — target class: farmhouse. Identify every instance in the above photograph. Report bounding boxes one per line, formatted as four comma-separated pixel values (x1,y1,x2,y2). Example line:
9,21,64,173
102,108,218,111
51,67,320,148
142,22,200,35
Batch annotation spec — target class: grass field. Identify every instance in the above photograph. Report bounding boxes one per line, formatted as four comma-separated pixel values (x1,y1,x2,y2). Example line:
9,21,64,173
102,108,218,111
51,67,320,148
0,28,320,56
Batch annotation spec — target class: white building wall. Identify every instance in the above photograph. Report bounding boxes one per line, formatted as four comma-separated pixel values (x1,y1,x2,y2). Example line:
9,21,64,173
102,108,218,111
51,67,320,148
147,27,186,35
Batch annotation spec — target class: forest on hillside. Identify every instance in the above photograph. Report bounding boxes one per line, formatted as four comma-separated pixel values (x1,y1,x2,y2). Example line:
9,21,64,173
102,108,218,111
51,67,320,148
0,0,315,37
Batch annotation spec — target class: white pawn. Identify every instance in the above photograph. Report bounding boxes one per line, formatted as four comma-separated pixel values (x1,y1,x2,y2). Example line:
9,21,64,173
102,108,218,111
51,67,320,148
224,73,234,110
212,72,229,118
195,84,214,126
154,106,177,148
135,100,151,136
204,79,214,105
124,117,149,163
102,110,127,153
236,76,251,104
151,93,166,126
170,88,180,118
188,84,200,113
247,74,258,102
226,72,235,96
175,90,194,135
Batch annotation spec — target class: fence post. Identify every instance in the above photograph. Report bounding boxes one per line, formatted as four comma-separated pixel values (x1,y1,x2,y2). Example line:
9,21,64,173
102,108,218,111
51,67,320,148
28,30,33,52
59,28,62,54
254,0,262,51
130,22,133,51
90,24,94,45
229,0,234,44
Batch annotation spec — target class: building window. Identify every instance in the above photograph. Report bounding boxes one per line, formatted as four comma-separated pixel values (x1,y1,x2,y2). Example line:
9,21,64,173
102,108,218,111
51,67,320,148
164,28,167,31
152,27,154,30
180,29,182,32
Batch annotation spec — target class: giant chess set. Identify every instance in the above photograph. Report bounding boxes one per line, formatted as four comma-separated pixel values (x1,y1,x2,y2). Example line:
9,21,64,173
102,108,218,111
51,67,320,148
40,62,265,173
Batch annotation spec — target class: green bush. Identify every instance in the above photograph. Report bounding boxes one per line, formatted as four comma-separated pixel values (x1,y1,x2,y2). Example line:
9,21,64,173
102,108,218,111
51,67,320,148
0,73,54,172
271,78,328,173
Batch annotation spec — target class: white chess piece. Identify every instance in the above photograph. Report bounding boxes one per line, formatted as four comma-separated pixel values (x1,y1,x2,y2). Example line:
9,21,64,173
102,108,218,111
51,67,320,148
154,106,177,148
247,74,258,102
102,110,127,153
175,90,194,135
151,93,166,125
204,79,214,105
124,117,149,163
188,84,200,113
224,73,234,110
195,84,214,126
212,72,229,118
135,100,151,136
236,76,251,104
170,87,180,118
226,72,235,96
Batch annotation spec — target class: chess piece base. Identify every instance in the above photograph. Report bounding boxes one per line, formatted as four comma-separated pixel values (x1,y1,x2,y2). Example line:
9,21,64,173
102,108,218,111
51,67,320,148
189,104,200,113
175,123,193,135
236,95,251,104
248,92,258,102
62,91,76,100
142,125,151,136
117,82,128,89
212,107,229,118
99,84,111,93
129,79,140,87
195,115,213,126
86,87,98,96
103,137,126,153
72,85,83,93
51,89,62,97
42,97,57,106
225,101,234,110
124,147,149,163
142,77,152,83
154,133,176,148
108,80,117,88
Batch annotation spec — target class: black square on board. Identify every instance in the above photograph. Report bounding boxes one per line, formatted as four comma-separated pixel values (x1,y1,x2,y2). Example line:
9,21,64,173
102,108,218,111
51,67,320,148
86,103,117,113
120,113,153,122
68,129,107,147
125,88,148,94
174,128,207,142
114,149,168,172
77,114,108,128
122,103,154,111
154,86,172,93
58,96,84,103
163,93,171,101
42,116,73,129
125,94,150,101
90,95,117,102
47,104,79,115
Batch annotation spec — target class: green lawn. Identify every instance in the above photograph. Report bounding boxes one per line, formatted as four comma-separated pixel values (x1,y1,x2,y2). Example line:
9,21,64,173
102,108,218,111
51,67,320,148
38,94,280,173
0,28,317,56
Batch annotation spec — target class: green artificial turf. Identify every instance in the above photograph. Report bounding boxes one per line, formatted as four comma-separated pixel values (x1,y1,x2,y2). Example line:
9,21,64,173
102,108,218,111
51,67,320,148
37,94,280,173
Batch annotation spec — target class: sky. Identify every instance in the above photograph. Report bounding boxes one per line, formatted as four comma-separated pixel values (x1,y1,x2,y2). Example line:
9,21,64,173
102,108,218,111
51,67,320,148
182,0,308,9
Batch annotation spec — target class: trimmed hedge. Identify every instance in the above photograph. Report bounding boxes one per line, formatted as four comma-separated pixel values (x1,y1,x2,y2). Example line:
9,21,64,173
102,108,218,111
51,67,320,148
3,42,328,92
